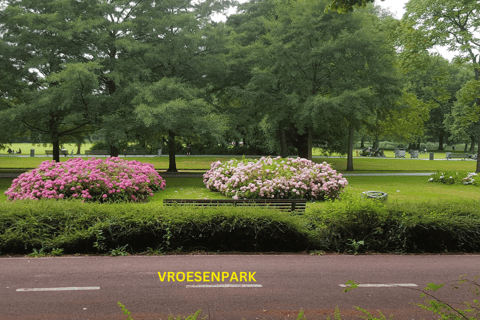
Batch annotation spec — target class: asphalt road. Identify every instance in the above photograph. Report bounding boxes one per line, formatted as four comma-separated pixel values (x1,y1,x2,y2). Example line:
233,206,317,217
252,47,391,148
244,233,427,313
1,254,479,320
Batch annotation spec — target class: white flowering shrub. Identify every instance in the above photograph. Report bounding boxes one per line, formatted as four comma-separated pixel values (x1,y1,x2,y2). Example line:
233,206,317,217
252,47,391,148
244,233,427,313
428,171,477,185
203,156,348,200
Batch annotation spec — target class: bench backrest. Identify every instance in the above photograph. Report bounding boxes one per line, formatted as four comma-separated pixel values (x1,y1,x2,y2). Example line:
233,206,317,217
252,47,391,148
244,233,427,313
163,199,307,212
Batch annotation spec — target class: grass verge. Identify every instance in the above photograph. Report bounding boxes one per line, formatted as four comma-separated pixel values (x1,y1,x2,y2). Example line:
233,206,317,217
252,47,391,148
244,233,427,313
0,156,477,173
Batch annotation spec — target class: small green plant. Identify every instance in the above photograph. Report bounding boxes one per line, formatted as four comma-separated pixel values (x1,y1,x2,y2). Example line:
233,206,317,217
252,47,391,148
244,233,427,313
163,225,173,251
50,248,64,256
117,301,206,320
117,301,133,320
347,239,364,255
109,244,129,256
325,306,342,320
414,275,480,319
28,247,48,258
309,250,325,256
146,246,164,255
354,307,393,320
344,276,480,320
93,229,107,252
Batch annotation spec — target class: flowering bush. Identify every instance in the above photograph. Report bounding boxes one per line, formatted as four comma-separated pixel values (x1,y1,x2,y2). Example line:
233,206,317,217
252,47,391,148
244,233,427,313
203,156,348,201
428,171,477,186
5,157,166,202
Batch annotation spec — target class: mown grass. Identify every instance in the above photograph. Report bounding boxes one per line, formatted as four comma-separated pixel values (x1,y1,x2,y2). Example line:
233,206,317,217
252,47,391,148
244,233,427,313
0,155,477,173
3,176,479,206
0,143,93,155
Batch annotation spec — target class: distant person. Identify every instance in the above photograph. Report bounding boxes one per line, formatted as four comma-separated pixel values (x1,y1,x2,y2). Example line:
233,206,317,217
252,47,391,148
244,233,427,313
186,144,191,156
17,148,21,154
452,145,456,150
61,147,67,157
7,148,12,154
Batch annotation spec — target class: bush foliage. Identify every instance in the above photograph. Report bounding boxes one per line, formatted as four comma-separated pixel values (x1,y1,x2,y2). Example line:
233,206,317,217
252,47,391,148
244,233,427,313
0,201,311,254
0,196,480,255
307,195,480,253
4,157,165,202
428,170,477,185
204,156,348,201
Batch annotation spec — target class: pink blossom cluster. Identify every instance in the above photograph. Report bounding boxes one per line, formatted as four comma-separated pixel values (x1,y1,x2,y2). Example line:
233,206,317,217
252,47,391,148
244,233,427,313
5,157,166,202
203,156,348,201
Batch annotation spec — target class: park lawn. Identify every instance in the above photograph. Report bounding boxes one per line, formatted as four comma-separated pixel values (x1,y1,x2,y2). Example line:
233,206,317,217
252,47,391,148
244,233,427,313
343,176,480,202
0,156,478,173
0,143,93,155
0,156,243,170
324,158,477,173
3,176,478,207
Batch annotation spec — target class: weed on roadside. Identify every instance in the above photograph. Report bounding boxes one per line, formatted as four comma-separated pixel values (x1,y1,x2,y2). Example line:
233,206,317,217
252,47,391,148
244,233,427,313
108,244,129,256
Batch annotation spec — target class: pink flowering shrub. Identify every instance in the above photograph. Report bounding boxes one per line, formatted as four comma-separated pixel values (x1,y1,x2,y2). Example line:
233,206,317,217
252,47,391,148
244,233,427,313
5,157,166,202
203,156,348,201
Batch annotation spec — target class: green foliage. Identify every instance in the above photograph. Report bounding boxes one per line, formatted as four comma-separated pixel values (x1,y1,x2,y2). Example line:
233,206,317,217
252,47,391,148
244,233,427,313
108,244,129,257
307,195,480,253
325,0,376,13
117,301,205,320
0,200,311,254
354,307,393,320
347,239,365,255
117,301,133,320
414,276,480,319
428,171,477,185
28,247,64,257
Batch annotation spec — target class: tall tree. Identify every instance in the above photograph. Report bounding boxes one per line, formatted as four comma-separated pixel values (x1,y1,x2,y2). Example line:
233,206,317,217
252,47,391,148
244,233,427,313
405,0,480,171
240,0,400,170
133,78,227,172
0,0,232,160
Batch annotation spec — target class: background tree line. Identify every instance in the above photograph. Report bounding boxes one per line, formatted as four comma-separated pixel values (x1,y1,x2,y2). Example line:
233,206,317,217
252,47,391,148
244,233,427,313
1,0,479,172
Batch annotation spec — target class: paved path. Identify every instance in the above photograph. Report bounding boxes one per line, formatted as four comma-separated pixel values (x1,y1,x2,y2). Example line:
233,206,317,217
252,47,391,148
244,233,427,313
1,254,478,319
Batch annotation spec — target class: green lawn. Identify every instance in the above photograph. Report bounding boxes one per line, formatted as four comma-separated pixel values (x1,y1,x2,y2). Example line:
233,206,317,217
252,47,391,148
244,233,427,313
1,143,93,155
0,155,477,173
3,176,478,207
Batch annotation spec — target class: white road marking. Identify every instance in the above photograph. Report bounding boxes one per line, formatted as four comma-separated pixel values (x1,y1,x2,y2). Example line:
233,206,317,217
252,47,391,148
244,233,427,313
17,287,100,292
339,284,418,287
186,284,262,288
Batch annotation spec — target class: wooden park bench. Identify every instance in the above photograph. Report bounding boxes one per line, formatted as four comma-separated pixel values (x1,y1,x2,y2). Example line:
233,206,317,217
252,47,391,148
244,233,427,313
45,150,68,156
85,150,109,156
163,199,307,213
123,149,148,156
446,153,470,160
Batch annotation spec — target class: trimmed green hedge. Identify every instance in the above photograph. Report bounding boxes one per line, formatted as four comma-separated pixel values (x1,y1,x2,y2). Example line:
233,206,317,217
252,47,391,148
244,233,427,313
1,197,480,255
0,201,312,254
306,196,480,253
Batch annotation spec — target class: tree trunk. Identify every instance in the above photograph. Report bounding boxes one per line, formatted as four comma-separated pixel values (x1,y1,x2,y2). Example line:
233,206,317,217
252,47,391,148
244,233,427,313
307,127,312,160
110,145,119,157
279,127,288,158
76,143,82,155
52,135,60,163
464,143,468,152
473,65,480,172
438,134,444,150
167,130,178,172
477,130,480,173
346,125,354,171
470,136,476,152
296,143,308,159
360,139,364,148
373,136,379,149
